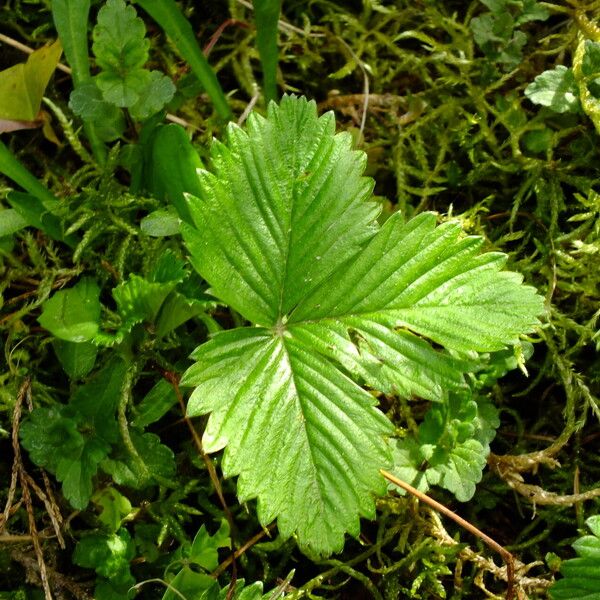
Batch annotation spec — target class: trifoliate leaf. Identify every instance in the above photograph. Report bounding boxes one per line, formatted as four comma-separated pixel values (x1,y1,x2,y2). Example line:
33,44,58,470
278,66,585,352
69,81,119,120
68,81,126,141
96,68,152,108
89,0,173,116
129,70,176,120
525,66,580,113
38,277,101,342
92,0,148,74
550,515,600,599
181,95,543,555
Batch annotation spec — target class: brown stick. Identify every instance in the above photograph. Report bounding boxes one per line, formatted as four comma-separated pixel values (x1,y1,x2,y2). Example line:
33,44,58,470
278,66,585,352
211,524,276,578
381,469,515,600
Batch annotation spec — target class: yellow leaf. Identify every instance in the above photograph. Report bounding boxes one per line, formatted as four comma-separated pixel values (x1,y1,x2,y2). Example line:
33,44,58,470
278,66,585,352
0,39,62,121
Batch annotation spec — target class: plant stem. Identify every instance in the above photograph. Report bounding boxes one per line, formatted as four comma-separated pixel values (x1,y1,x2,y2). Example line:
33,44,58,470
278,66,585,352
118,361,150,480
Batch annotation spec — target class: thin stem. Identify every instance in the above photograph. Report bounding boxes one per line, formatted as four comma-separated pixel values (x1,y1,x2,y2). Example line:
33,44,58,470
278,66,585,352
381,469,516,600
118,362,150,479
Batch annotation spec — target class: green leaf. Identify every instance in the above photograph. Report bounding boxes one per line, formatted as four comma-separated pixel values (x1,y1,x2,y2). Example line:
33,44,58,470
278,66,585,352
189,519,231,571
140,208,180,237
20,358,125,509
132,379,177,428
56,435,114,509
389,394,499,501
525,66,580,113
151,249,187,284
69,81,120,119
113,274,177,330
254,0,282,103
156,292,211,337
19,405,113,509
39,278,101,342
52,0,107,163
471,1,548,69
93,487,133,533
0,39,62,121
102,430,175,487
69,81,126,141
582,41,600,98
93,0,148,74
516,0,550,24
96,68,151,108
7,191,75,246
0,208,28,237
550,516,600,599
20,406,84,475
52,0,91,87
163,569,218,600
129,70,176,120
52,339,98,379
73,528,135,587
144,123,203,224
181,95,543,555
0,142,68,225
70,357,127,423
135,0,232,120
161,520,231,600
69,80,121,122
583,41,600,77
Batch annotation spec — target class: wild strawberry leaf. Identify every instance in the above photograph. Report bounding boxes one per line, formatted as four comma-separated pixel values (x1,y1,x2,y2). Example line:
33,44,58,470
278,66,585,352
181,95,544,555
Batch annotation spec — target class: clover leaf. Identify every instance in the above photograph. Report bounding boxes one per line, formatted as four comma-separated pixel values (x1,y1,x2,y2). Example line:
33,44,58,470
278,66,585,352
180,95,544,556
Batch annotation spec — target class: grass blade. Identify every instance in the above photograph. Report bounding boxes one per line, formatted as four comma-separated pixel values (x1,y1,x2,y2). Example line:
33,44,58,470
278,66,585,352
51,0,107,164
135,0,232,121
0,140,59,208
254,0,282,103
